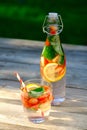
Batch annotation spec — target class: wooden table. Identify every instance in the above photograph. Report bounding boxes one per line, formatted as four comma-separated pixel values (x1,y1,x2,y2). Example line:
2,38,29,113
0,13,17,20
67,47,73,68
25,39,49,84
0,38,87,130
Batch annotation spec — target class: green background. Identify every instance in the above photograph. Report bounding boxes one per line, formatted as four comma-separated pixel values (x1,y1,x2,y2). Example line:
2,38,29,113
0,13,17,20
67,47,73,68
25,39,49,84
0,0,87,45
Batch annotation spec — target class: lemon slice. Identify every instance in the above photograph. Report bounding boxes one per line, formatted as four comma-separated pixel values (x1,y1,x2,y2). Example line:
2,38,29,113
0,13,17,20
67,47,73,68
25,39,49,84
39,102,51,112
26,84,40,92
43,63,66,82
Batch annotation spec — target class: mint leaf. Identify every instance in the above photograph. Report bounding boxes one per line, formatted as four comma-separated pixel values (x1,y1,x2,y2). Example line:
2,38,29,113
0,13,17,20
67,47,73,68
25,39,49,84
42,45,57,60
28,87,44,97
49,35,64,56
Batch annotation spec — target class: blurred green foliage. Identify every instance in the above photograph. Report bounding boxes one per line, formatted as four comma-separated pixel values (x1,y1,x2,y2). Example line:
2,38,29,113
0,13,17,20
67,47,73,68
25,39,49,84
0,0,87,45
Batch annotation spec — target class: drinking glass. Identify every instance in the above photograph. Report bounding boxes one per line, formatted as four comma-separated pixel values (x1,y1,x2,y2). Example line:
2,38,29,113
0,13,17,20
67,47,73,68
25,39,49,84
20,79,53,123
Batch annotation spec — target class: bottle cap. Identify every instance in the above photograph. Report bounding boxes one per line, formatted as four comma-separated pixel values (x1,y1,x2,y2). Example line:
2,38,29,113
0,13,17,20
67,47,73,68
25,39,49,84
48,12,58,18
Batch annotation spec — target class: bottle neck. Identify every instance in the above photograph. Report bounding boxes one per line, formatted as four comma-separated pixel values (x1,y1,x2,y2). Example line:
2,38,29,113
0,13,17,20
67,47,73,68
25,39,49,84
44,19,61,46
45,32,61,47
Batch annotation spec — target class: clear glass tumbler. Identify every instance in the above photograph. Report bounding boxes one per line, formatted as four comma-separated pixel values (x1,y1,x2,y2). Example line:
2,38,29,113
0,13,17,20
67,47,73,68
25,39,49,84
20,79,53,123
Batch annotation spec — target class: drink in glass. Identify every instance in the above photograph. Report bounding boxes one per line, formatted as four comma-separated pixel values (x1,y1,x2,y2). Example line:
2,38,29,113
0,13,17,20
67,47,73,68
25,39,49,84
20,79,53,123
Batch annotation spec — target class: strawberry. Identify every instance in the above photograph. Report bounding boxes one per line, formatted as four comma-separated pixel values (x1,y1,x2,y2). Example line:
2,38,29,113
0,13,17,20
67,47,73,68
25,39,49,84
28,98,39,105
45,39,50,46
50,26,57,35
30,104,39,110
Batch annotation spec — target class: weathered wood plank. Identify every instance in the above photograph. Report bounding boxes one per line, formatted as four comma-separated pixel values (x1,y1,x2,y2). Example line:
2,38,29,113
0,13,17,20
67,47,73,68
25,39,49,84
0,38,87,50
0,122,43,130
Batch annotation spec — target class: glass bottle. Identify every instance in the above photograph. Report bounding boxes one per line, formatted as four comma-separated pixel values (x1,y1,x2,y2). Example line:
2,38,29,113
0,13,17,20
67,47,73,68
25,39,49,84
40,12,66,105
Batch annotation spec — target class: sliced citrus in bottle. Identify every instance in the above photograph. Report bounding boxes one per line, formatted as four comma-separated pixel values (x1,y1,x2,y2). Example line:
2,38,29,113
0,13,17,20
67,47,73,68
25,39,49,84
43,63,66,82
40,56,49,67
52,55,59,63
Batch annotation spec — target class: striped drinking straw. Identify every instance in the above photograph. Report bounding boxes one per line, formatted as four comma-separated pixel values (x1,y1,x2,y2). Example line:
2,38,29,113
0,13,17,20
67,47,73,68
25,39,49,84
14,72,25,89
14,72,44,117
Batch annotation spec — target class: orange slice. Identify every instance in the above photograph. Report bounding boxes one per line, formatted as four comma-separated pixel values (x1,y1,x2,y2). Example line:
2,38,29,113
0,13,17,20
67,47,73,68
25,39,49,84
52,55,59,63
43,63,66,82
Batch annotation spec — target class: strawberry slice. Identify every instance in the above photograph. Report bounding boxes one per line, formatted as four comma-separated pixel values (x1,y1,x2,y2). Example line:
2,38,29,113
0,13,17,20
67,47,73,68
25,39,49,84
28,98,39,105
50,26,57,35
30,104,39,110
45,39,50,46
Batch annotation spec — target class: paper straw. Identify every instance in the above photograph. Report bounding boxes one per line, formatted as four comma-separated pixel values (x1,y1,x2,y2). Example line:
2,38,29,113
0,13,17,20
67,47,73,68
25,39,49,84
14,72,25,88
38,109,44,117
41,111,44,117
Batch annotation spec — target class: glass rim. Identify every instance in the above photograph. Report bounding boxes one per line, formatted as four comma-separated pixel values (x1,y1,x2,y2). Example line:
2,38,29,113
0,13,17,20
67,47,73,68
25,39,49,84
21,78,52,93
24,78,50,82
